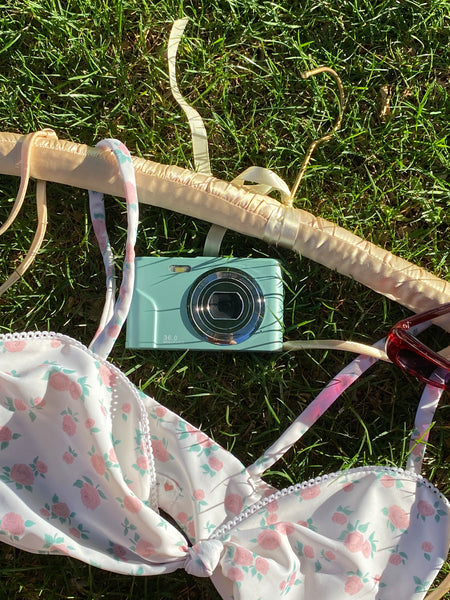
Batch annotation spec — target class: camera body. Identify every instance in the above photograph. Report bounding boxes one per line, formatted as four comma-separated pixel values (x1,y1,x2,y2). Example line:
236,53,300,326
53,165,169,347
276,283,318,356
126,256,283,351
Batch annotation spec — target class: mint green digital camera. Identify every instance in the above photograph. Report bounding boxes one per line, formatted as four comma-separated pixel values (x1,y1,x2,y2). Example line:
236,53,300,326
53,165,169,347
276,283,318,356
126,256,283,351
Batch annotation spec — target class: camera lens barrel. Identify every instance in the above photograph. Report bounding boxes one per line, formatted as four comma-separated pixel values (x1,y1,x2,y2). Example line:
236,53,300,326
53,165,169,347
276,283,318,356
187,268,265,345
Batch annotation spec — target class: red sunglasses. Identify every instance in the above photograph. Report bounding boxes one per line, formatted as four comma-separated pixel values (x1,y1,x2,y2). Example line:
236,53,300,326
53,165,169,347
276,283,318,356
386,303,450,390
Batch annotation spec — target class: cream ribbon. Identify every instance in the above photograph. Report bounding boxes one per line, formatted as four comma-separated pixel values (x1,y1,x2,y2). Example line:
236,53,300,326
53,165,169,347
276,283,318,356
167,20,345,257
0,128,57,295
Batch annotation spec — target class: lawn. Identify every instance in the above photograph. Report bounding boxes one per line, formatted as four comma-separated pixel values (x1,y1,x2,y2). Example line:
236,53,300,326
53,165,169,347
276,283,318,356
0,0,448,598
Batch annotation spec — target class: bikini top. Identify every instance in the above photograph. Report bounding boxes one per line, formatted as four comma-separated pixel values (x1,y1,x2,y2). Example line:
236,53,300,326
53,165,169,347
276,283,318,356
0,139,448,600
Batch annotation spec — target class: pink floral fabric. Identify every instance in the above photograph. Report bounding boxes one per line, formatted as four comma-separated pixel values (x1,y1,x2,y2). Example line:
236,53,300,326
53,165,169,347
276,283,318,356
0,140,448,599
0,330,448,598
211,467,449,599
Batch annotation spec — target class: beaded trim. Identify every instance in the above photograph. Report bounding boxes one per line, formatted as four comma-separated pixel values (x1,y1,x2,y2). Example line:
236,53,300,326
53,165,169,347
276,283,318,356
211,464,449,540
0,330,159,512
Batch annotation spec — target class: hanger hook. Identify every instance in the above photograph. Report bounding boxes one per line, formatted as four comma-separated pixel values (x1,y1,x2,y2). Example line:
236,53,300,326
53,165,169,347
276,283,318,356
289,66,345,203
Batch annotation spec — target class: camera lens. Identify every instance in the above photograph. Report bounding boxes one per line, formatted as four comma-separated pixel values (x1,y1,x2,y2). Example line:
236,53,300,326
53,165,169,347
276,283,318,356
208,292,243,320
187,268,265,345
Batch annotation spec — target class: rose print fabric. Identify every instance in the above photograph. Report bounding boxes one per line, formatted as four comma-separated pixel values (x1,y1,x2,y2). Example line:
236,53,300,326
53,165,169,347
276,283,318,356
0,139,449,599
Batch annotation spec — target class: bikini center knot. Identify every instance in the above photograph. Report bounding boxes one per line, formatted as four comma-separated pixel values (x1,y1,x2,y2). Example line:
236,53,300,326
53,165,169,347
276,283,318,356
184,539,224,578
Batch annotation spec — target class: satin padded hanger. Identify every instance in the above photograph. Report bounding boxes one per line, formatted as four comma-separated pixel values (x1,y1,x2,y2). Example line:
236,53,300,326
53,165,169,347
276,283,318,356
0,129,56,295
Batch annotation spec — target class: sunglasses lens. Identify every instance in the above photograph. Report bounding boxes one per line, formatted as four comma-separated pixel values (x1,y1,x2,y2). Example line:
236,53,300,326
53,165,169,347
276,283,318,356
396,349,438,380
386,305,450,389
387,332,450,389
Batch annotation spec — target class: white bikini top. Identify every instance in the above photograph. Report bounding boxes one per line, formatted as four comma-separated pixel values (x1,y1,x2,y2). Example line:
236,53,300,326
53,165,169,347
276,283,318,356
0,139,448,599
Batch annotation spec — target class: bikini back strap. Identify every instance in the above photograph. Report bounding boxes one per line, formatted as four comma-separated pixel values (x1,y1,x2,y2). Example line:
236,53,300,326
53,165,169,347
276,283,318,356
248,335,445,479
88,139,138,359
247,344,381,478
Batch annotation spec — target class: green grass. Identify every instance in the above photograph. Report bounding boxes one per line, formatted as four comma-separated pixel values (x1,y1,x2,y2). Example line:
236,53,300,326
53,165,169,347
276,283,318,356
0,0,449,598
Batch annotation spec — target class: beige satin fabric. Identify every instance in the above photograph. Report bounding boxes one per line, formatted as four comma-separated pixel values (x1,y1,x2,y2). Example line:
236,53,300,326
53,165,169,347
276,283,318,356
425,574,450,600
0,131,448,331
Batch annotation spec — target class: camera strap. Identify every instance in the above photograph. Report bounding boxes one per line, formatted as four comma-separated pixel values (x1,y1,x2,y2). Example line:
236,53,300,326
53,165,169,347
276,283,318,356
88,139,139,360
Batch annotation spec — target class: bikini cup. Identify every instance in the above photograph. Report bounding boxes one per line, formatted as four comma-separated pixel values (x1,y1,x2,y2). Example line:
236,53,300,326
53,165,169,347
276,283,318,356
0,139,448,600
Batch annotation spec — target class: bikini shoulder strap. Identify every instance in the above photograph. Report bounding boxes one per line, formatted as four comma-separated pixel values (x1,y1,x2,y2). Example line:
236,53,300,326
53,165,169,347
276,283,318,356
88,138,138,359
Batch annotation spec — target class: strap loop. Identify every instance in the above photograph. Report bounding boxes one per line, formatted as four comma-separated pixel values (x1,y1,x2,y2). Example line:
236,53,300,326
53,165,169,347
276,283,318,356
231,166,291,203
0,129,57,295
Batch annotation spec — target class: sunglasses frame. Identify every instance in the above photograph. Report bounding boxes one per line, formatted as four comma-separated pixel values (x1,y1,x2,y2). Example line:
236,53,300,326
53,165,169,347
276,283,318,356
386,303,450,389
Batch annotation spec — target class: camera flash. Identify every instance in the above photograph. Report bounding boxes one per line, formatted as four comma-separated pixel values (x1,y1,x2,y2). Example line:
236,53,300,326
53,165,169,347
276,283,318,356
169,265,192,273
